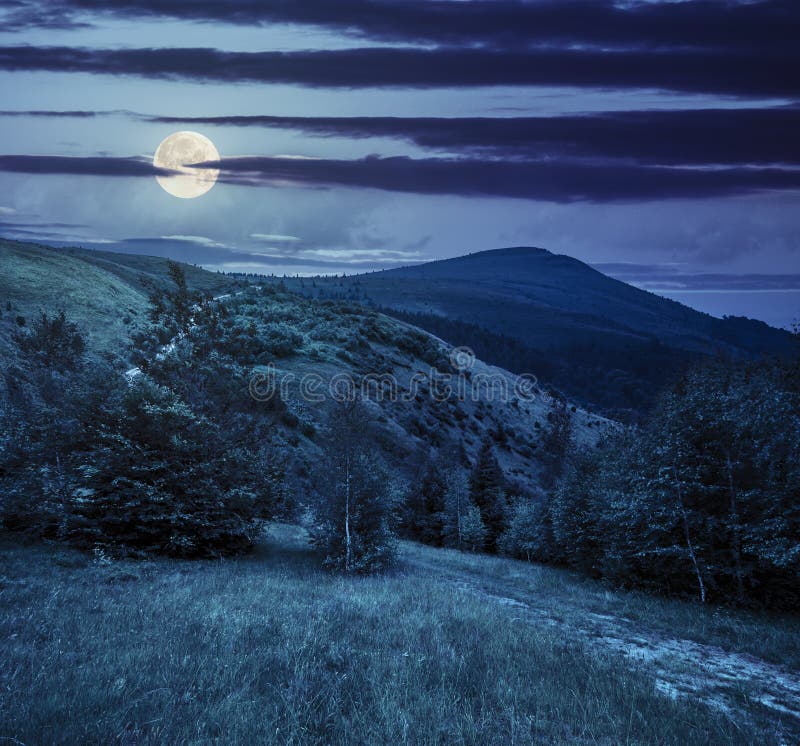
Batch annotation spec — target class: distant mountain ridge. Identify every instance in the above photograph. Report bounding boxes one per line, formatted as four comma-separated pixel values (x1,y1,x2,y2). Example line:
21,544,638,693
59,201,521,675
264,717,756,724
370,246,790,353
279,246,795,418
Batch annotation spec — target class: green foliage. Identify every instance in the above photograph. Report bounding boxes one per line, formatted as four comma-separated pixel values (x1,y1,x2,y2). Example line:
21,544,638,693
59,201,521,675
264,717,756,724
459,503,488,552
499,498,555,562
141,260,198,334
309,401,400,573
539,397,574,491
2,292,287,558
1,369,271,557
403,458,448,545
510,359,800,609
13,310,85,370
469,438,508,551
69,378,267,557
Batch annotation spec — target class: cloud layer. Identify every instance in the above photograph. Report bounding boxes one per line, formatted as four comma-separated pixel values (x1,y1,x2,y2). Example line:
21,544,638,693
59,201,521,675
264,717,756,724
1,45,797,96
4,0,799,53
144,108,800,166
3,153,798,203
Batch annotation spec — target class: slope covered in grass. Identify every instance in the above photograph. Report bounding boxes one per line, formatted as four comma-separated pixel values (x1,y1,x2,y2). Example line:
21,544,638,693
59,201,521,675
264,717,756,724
154,285,611,496
0,525,796,745
0,240,238,364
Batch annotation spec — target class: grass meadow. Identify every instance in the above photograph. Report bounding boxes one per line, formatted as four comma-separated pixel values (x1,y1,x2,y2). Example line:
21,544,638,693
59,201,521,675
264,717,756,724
1,525,797,745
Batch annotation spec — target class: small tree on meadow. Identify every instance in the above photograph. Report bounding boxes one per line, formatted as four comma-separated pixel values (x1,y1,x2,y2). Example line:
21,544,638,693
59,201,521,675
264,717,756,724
309,399,399,573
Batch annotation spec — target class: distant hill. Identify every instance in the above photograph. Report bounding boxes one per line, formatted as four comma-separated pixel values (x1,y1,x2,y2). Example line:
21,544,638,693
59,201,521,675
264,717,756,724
280,247,795,419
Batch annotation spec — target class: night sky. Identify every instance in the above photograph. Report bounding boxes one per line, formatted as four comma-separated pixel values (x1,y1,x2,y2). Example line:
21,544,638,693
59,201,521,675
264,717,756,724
1,1,798,327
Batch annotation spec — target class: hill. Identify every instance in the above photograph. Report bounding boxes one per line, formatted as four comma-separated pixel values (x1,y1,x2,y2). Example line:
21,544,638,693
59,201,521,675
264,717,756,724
280,247,795,419
0,239,610,497
0,239,240,365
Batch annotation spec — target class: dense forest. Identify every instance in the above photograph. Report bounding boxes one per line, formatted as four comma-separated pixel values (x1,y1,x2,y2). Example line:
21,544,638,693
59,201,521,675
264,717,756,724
1,265,797,608
379,307,703,421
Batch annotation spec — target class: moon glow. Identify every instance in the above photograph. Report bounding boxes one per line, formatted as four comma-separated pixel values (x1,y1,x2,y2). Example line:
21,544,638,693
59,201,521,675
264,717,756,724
153,131,220,199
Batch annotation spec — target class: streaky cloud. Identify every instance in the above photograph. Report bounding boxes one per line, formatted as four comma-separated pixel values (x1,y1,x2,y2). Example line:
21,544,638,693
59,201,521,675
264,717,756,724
4,0,799,54
143,108,800,167
3,107,799,167
0,45,797,96
0,154,167,176
205,155,800,203
3,153,800,203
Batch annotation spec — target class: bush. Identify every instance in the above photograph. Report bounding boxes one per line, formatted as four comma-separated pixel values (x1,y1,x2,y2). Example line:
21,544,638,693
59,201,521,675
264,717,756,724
13,311,85,370
89,379,271,556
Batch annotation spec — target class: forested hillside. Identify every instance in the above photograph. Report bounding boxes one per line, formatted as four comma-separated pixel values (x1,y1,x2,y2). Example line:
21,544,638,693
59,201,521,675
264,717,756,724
2,240,796,610
274,247,794,420
1,241,608,564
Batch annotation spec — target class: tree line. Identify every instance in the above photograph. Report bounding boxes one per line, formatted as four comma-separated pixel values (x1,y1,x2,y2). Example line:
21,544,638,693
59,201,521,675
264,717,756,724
405,356,800,609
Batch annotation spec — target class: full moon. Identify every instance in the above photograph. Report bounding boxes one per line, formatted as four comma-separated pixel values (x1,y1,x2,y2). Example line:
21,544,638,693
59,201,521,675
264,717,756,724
153,131,220,199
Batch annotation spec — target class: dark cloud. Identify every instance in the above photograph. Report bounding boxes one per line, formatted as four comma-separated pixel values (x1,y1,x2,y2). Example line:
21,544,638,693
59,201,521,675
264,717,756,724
2,152,799,202
4,0,799,53
0,45,797,96
0,110,102,118
0,3,90,32
0,155,167,176
206,155,800,203
0,219,89,229
5,107,798,167
146,108,800,166
593,262,800,291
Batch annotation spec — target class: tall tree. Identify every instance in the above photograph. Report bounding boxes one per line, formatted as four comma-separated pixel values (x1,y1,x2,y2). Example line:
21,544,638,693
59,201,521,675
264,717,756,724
310,400,400,573
441,467,473,550
539,397,574,491
469,438,507,552
404,457,448,545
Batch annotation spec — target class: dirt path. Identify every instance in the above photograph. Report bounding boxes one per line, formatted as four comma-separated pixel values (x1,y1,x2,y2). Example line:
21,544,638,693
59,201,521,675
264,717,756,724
406,554,800,736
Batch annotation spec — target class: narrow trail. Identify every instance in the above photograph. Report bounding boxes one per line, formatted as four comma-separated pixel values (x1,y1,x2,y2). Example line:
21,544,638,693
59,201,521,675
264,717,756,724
406,554,800,734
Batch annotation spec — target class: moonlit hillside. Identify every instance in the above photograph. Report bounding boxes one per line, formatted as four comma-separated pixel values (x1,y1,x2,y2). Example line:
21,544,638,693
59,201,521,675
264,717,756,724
1,2,799,744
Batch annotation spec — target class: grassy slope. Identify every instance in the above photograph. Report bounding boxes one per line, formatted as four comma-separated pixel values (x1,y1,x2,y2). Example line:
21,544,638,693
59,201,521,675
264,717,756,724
0,240,238,364
1,526,796,745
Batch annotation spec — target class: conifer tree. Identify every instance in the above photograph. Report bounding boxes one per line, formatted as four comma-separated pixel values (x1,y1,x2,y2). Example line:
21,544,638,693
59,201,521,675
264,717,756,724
469,438,507,552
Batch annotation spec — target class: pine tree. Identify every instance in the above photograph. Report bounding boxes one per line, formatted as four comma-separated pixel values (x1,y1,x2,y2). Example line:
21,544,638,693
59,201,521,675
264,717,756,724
539,397,574,490
469,438,507,552
404,458,447,545
72,378,265,557
441,467,471,549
